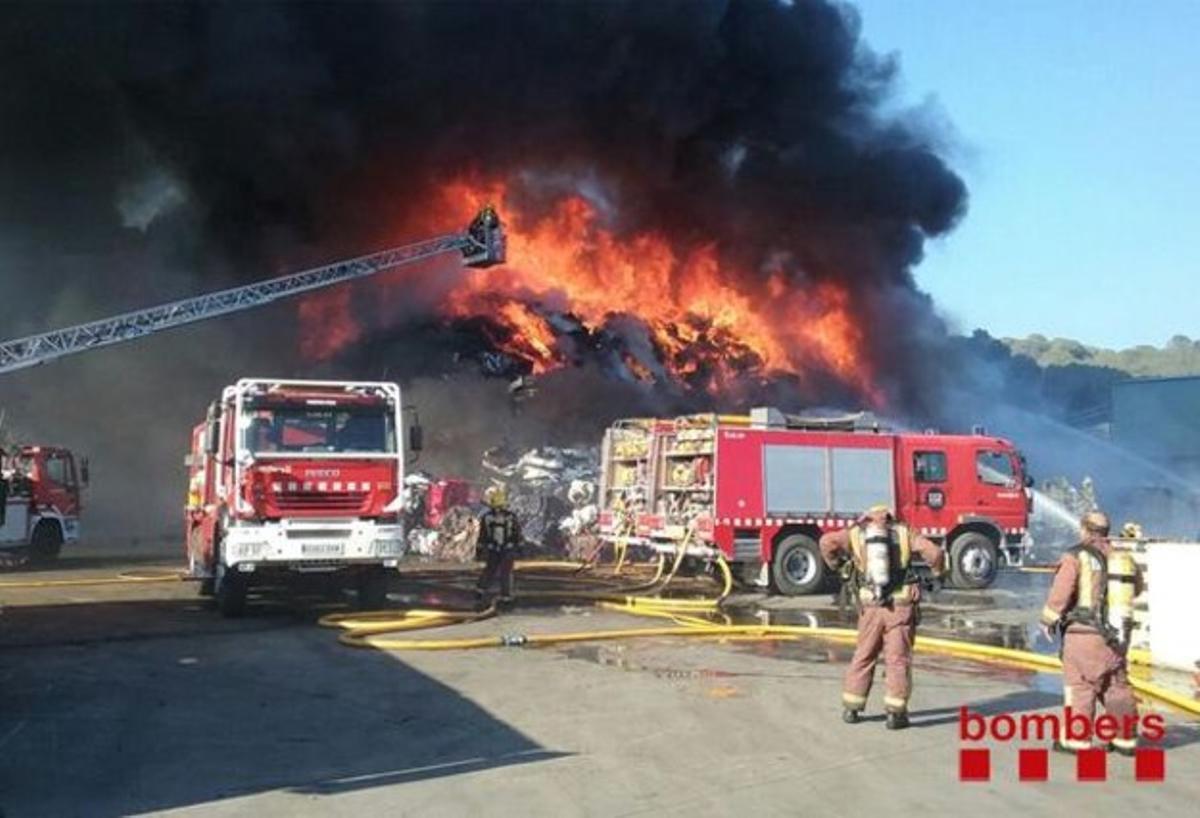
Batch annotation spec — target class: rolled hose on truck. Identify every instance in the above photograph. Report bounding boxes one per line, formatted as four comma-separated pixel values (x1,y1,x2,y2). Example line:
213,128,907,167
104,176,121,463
321,553,1200,720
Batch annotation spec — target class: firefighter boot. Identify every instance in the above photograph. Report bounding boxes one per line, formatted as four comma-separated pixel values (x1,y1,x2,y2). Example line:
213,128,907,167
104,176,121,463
885,710,909,730
842,708,861,725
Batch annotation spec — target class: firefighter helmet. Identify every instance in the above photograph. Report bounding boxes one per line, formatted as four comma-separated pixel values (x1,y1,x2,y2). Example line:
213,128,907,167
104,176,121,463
1120,521,1143,540
862,504,893,523
484,485,508,509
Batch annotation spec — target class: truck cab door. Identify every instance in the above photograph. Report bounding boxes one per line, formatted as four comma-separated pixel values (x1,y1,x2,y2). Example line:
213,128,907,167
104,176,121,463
972,448,1022,516
38,451,80,517
901,444,951,533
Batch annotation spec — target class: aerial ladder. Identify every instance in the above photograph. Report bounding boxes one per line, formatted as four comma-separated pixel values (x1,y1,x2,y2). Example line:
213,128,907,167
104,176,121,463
0,206,506,374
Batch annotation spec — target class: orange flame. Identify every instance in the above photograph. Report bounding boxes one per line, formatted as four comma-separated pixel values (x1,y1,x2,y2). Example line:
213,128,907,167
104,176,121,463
436,178,879,402
484,300,561,375
297,175,880,405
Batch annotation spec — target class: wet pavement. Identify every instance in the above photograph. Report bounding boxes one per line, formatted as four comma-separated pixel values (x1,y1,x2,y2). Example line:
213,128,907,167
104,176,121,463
2,553,1199,815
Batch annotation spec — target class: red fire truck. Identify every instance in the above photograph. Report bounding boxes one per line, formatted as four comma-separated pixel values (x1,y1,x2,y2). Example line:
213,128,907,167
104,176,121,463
598,407,1032,594
0,444,88,564
185,378,420,615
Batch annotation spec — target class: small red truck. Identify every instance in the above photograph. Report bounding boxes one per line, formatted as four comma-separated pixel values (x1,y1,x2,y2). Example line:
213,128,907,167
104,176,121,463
0,444,87,564
598,407,1032,593
185,378,419,615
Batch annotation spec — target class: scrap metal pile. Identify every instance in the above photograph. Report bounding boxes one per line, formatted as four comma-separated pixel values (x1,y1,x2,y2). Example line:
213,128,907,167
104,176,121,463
402,445,601,563
481,445,601,558
402,473,480,563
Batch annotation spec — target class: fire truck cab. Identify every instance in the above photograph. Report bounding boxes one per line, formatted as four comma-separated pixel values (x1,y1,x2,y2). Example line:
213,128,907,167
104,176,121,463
0,444,87,563
599,408,1032,594
185,378,417,615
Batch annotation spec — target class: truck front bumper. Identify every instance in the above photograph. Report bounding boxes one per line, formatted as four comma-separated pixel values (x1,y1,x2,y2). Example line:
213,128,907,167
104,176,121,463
222,519,406,569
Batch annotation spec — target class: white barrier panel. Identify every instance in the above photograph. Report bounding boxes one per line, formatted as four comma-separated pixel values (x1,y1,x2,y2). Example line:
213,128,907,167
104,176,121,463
1147,541,1200,672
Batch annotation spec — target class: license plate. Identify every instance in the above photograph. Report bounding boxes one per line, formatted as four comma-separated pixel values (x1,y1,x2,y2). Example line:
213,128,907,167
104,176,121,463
301,542,345,557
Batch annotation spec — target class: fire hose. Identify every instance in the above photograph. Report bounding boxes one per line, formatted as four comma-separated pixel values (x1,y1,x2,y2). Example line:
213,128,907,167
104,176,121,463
4,549,1195,717
0,569,185,588
319,553,1200,719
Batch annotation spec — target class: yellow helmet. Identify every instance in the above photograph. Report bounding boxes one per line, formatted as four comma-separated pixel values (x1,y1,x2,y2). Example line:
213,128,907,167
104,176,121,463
863,504,893,523
1120,521,1143,539
484,485,508,509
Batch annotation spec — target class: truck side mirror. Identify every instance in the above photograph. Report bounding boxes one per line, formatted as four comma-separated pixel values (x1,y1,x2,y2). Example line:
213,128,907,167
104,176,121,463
1024,475,1034,488
80,457,90,486
408,424,424,453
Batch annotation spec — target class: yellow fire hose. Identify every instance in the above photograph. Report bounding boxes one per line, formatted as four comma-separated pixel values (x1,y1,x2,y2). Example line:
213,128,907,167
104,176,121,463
319,554,1200,719
0,569,185,589
4,549,1195,717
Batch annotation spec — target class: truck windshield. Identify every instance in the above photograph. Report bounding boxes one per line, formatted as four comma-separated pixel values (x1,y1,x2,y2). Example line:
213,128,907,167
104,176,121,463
240,405,396,454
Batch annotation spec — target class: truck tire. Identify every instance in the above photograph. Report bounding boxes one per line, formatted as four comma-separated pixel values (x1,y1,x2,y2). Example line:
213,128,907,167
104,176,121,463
949,532,999,589
771,533,825,596
215,564,248,617
29,522,63,565
357,568,391,610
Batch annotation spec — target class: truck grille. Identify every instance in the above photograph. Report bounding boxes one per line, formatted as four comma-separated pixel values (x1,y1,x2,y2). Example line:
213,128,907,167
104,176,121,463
273,490,369,513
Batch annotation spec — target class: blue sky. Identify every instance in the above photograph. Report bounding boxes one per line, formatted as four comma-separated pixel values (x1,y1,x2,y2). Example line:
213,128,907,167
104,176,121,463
852,0,1200,349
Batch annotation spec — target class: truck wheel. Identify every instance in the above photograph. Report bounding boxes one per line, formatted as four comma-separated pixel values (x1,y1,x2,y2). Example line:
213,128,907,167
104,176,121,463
357,568,391,610
949,532,999,589
29,522,63,565
771,534,825,596
215,565,248,617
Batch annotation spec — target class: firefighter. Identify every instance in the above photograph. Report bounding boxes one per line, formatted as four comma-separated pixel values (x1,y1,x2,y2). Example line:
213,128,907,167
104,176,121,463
820,504,946,730
469,203,499,244
475,485,523,605
1040,510,1145,755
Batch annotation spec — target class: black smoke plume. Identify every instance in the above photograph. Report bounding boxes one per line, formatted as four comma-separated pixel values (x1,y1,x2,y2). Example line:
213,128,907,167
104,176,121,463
0,1,976,540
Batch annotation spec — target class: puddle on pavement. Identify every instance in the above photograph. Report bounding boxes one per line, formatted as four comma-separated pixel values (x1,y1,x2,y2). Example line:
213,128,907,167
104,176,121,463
390,569,1200,709
560,642,838,680
561,644,742,679
564,600,1197,708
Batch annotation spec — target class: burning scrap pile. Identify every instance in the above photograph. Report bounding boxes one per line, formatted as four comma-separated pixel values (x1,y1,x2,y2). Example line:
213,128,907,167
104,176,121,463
248,1,967,420
482,445,600,558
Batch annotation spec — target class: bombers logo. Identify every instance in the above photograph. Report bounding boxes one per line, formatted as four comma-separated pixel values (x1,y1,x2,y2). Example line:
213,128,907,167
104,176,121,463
958,707,1167,783
304,469,341,479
